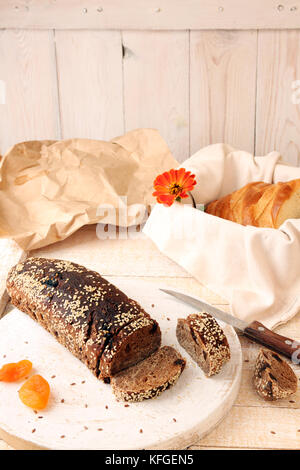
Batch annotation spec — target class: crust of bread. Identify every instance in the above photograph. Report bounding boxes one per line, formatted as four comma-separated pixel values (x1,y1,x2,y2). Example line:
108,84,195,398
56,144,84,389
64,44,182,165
111,346,185,402
253,349,297,401
176,313,230,377
206,179,300,228
6,257,161,380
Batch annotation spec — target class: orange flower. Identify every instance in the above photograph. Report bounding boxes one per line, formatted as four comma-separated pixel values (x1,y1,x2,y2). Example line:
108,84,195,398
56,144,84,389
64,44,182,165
153,168,197,206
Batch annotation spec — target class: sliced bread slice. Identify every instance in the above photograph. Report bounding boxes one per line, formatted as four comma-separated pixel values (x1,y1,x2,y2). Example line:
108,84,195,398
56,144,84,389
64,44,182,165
253,349,297,401
272,179,300,228
176,313,230,377
111,346,186,402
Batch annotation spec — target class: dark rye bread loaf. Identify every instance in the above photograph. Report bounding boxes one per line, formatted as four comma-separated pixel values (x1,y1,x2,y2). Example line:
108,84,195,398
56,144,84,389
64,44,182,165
6,257,161,381
176,313,230,377
111,346,186,402
253,349,297,401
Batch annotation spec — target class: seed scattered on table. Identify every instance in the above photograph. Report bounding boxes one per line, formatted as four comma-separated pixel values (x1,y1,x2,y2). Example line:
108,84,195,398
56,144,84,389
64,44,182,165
270,431,276,435
60,435,65,439
98,428,103,431
61,399,65,403
32,429,36,433
139,429,143,433
173,418,177,422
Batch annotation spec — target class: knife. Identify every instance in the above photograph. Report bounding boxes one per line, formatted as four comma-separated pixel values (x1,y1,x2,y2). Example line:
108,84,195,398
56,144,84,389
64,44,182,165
160,288,300,363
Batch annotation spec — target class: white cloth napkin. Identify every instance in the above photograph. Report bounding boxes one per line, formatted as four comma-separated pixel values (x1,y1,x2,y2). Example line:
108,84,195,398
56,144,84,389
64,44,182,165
144,144,300,329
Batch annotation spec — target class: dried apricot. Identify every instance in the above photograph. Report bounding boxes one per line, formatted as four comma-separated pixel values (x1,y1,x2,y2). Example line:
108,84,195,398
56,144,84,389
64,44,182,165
0,360,32,382
19,375,50,410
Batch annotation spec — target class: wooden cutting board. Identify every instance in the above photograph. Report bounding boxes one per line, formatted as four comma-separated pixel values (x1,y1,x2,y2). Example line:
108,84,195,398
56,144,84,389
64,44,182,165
0,278,242,450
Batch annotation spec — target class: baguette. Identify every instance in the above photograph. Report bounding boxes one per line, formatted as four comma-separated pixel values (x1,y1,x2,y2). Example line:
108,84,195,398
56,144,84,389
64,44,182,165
206,179,300,228
6,257,161,381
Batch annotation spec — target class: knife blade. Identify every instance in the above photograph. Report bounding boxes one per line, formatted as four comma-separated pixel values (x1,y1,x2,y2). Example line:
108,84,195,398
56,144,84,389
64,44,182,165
160,288,300,363
160,288,246,331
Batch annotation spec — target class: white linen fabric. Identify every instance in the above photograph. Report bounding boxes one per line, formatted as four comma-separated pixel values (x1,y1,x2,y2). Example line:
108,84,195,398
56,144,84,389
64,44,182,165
143,144,300,329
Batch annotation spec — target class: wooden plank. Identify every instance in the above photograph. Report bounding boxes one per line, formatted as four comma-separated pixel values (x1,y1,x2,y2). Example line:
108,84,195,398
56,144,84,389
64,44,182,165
0,29,60,155
3,233,300,450
1,1,300,30
255,30,300,166
122,31,189,162
0,439,12,450
190,30,257,155
190,405,300,449
55,30,124,141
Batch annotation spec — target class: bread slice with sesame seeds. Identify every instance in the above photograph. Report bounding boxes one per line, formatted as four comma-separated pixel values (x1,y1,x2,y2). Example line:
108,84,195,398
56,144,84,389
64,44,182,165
253,349,297,401
111,346,186,402
99,315,161,380
6,257,161,380
176,313,230,377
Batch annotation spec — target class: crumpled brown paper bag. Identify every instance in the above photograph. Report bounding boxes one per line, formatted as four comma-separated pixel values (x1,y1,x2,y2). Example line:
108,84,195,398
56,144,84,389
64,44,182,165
0,129,178,250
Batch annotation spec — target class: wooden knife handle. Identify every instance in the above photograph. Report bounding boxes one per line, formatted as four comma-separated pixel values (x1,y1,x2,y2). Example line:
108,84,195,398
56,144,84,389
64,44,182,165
244,320,300,363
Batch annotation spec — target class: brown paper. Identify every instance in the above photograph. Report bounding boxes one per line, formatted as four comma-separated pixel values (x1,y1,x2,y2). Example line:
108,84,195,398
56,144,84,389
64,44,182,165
0,129,178,250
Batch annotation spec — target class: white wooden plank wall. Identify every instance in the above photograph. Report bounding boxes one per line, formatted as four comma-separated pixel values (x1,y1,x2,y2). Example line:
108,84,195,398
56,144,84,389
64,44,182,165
55,30,124,140
190,30,257,155
256,30,300,165
122,31,190,161
0,28,300,164
0,30,60,153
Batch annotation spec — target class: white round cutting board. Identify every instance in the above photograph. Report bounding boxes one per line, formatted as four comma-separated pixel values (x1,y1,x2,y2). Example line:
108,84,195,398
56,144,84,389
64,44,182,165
0,279,242,450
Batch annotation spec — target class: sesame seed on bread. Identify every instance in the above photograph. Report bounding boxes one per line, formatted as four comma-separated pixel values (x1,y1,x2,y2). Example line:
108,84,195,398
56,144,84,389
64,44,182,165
176,313,230,377
253,349,297,401
111,346,186,402
6,257,161,380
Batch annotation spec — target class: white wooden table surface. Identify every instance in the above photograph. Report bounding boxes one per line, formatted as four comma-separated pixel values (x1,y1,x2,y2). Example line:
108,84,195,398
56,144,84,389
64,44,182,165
1,225,300,450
